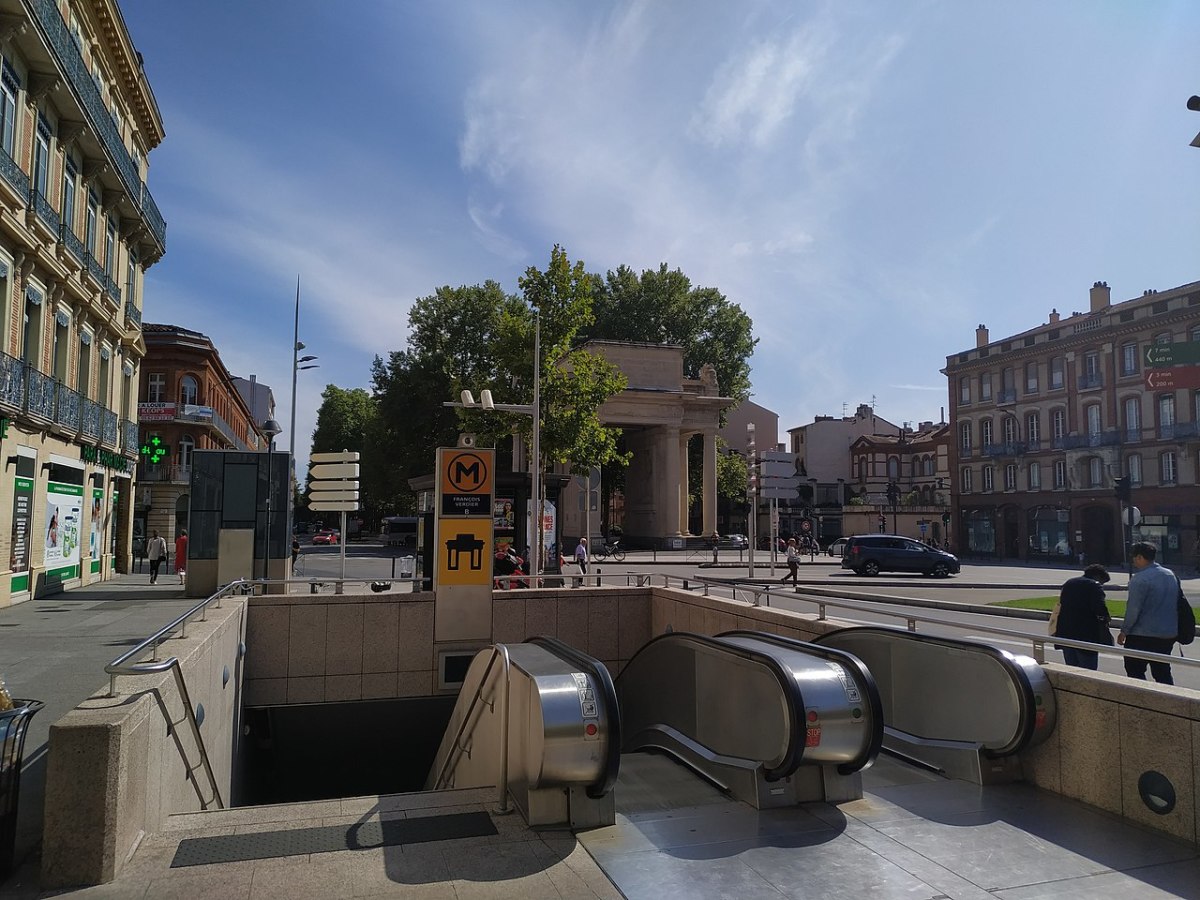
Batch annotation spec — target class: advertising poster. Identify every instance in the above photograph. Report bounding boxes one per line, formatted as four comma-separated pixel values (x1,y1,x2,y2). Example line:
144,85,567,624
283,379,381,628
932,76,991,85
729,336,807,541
45,481,83,580
90,486,104,573
493,497,514,551
9,474,32,584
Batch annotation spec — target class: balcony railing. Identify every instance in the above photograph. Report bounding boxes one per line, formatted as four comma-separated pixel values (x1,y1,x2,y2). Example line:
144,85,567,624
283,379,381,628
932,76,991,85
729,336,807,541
1078,373,1103,390
0,146,29,197
125,301,142,329
211,409,250,451
983,442,1025,458
55,381,81,432
997,389,1017,405
84,251,104,285
1160,422,1199,441
103,273,121,305
82,398,101,439
0,352,25,410
1059,430,1121,450
59,222,85,263
101,409,118,447
25,368,55,420
27,0,166,251
121,418,138,456
136,462,191,484
29,187,60,234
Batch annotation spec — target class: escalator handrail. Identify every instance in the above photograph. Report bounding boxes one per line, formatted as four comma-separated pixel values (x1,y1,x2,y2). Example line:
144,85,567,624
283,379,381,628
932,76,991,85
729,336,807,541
717,630,884,776
618,631,805,781
813,626,1039,758
526,635,622,798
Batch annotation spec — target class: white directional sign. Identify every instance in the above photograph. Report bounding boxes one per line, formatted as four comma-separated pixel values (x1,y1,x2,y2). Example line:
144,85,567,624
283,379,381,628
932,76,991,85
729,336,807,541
760,486,799,500
310,500,358,512
310,462,360,480
311,451,360,463
760,460,796,478
307,490,359,502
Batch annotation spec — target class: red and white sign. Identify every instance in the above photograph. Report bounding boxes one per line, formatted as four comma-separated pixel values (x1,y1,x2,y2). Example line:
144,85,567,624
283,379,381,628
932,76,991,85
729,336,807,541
138,402,177,422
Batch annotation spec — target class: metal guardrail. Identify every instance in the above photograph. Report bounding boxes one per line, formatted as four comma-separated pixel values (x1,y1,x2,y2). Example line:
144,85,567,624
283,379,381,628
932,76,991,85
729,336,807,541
670,575,1200,674
104,580,249,811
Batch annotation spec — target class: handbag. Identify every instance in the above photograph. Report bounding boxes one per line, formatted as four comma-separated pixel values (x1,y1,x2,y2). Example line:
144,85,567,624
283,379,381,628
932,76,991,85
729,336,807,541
1047,601,1061,636
1178,581,1196,646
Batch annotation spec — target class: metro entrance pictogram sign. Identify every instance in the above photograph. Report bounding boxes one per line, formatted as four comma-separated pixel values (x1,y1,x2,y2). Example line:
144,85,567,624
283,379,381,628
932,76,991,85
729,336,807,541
440,449,493,516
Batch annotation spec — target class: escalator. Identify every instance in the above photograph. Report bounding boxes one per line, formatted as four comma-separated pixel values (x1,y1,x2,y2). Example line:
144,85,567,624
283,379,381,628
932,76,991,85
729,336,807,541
814,626,1056,783
616,630,883,808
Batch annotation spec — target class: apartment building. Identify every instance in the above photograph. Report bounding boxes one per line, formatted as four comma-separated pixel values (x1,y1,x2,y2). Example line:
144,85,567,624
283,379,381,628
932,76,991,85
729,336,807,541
0,0,165,603
944,279,1200,567
847,423,952,544
137,324,269,548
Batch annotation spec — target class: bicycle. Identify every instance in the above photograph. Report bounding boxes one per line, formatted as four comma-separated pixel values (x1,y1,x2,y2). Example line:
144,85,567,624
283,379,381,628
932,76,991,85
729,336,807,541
593,540,626,563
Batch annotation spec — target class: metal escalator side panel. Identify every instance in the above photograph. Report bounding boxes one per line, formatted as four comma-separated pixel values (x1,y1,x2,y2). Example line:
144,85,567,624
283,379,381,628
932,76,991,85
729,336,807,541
717,631,884,775
505,643,612,796
525,636,620,798
814,626,1045,758
616,632,801,780
425,646,506,792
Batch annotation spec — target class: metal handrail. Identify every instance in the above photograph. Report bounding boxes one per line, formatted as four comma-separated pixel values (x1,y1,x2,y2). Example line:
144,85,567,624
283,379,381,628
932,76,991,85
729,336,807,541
103,579,248,811
431,644,511,812
672,575,1200,672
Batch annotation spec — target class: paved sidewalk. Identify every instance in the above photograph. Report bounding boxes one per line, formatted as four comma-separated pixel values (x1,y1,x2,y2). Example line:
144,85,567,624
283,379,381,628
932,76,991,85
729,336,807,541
0,575,199,887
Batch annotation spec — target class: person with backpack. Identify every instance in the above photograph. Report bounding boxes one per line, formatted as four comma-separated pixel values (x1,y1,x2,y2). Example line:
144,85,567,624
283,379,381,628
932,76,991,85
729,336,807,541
1119,541,1179,684
1050,564,1112,670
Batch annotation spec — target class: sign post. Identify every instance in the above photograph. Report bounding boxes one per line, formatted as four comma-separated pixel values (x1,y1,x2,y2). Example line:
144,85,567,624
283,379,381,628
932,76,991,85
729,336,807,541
308,451,360,591
434,446,495,642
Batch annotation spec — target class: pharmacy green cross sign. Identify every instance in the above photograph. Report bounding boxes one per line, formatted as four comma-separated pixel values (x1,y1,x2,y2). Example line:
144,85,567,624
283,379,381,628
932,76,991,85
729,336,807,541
139,434,170,464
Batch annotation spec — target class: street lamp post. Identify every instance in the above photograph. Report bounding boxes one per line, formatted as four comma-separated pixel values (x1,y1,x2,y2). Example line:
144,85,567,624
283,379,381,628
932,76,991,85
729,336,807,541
447,314,542,580
261,417,283,582
288,279,318,538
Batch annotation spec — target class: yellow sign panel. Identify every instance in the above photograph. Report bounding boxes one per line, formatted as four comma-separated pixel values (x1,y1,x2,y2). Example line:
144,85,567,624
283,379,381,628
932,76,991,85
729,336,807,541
438,448,494,516
436,517,493,587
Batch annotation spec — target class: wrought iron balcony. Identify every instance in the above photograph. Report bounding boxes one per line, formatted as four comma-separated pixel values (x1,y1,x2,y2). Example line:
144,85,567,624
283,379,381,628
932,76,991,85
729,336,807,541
103,273,121,305
136,462,191,484
212,409,250,451
1078,373,1103,390
82,398,101,439
121,418,138,456
29,187,59,234
27,0,166,250
125,301,142,329
0,146,28,197
84,251,104,286
1160,422,1199,441
1059,430,1121,450
59,222,85,263
101,408,118,447
997,389,1017,405
25,368,55,420
54,381,81,432
983,442,1025,458
0,352,25,411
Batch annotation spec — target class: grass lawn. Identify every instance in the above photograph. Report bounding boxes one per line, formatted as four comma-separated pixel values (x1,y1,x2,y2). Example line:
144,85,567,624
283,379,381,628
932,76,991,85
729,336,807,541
992,596,1200,623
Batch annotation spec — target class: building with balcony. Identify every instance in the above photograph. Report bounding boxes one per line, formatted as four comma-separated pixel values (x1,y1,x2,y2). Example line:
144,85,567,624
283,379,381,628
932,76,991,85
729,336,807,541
944,279,1200,567
0,0,166,604
138,324,270,547
847,423,952,544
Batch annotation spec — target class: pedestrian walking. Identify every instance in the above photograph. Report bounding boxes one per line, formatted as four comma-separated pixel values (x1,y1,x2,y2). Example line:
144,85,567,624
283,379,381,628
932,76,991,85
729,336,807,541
1050,564,1112,670
1118,541,1179,684
574,537,588,587
147,530,168,585
780,538,800,586
711,531,720,565
174,529,188,585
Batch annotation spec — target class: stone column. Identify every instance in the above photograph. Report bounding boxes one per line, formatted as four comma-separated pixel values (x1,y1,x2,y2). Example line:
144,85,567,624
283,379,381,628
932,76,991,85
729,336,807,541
658,425,682,537
702,430,717,536
678,432,691,534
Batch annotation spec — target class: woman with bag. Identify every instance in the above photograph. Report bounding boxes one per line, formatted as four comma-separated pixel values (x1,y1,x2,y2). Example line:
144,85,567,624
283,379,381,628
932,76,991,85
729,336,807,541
1051,564,1113,670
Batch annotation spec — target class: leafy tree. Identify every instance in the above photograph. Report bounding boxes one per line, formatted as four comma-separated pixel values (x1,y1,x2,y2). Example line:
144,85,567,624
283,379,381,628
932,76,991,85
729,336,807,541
588,263,756,407
308,384,377,517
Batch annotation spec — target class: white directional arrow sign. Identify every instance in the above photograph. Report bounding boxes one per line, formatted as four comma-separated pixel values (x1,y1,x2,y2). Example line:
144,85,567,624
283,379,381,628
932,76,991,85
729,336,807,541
310,462,360,480
760,460,796,478
307,490,359,502
311,451,360,463
309,500,359,512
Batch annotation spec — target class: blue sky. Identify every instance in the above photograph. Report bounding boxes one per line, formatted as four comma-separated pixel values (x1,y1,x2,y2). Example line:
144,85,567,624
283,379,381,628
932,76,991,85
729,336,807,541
121,0,1200,465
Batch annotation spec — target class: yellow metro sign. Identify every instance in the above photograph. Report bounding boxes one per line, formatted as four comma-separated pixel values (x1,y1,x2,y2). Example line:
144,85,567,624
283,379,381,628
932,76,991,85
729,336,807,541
439,449,493,516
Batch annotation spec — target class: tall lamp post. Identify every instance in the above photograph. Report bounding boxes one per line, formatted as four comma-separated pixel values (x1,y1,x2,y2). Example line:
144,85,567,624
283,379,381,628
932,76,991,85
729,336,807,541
261,417,282,581
449,315,542,579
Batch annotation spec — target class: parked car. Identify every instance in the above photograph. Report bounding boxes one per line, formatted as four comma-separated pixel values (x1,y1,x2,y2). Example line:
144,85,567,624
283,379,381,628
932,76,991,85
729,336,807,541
312,529,340,546
826,538,848,558
718,533,749,550
840,534,959,577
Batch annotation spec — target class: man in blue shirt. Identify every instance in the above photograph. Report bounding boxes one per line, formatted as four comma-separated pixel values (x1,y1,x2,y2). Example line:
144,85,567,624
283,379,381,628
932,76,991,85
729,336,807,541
1118,541,1179,684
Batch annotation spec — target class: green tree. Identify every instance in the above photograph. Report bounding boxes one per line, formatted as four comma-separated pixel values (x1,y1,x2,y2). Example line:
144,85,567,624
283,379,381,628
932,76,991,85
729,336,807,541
588,263,756,407
309,385,378,519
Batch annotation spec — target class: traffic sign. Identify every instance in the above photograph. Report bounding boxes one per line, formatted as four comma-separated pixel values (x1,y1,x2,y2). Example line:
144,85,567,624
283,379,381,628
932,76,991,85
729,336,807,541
309,499,358,512
760,460,796,478
1144,366,1200,391
310,462,360,480
1144,342,1200,368
1124,505,1142,527
760,486,799,499
311,451,360,463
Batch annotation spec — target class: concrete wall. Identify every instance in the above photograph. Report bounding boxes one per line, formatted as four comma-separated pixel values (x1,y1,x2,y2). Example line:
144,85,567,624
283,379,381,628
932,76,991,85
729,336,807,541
41,598,247,888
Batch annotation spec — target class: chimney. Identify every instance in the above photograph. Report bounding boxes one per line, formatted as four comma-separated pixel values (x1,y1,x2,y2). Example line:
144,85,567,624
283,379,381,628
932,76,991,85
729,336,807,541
1090,281,1110,313
975,324,989,348
1048,308,1060,324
